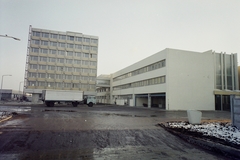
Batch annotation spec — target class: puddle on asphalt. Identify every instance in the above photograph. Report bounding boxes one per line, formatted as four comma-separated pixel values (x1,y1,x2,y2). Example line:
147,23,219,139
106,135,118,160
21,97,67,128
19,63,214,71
102,113,158,118
0,106,31,113
42,109,76,112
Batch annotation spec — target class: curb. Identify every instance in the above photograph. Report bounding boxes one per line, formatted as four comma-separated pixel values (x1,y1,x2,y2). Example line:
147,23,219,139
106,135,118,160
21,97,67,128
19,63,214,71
159,123,240,160
0,115,13,123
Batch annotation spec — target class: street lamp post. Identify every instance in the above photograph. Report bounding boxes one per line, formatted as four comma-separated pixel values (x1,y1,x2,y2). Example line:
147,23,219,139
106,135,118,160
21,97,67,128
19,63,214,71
0,35,20,41
19,81,24,100
0,75,12,101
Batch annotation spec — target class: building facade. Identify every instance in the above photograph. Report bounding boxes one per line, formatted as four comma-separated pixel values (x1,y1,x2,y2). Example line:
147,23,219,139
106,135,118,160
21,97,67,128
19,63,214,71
24,26,98,102
96,74,111,104
97,48,239,111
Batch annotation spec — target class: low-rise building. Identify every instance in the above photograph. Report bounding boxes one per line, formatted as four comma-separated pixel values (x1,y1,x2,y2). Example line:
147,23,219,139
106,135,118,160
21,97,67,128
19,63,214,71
97,48,239,111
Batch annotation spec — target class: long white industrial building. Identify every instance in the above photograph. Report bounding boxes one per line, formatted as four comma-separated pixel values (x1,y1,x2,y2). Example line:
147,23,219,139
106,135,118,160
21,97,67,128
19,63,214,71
96,48,239,111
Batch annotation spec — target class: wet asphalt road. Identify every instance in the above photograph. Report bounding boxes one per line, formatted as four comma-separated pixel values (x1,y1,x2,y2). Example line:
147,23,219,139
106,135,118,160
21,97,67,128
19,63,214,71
0,105,231,160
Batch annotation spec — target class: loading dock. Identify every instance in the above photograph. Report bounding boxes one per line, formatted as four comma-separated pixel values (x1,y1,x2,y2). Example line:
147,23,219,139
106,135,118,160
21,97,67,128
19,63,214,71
135,93,166,109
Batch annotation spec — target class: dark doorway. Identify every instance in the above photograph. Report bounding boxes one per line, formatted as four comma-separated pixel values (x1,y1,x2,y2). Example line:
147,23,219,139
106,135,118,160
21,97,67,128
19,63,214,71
215,95,221,110
222,95,230,111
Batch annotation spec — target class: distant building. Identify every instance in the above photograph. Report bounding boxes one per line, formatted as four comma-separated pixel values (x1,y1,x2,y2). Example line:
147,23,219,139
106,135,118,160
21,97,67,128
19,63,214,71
96,75,111,104
97,48,239,111
0,89,22,101
24,26,98,102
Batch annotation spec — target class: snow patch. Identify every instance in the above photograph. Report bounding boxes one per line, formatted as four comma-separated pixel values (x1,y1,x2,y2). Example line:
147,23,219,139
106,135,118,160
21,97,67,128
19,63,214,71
167,122,240,145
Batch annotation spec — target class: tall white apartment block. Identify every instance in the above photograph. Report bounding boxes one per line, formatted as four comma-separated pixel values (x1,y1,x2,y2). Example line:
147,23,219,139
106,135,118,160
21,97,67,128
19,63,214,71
24,26,98,102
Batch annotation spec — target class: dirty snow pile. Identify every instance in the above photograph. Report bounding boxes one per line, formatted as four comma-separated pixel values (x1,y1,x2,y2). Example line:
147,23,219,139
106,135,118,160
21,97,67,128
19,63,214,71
167,122,240,145
0,111,11,120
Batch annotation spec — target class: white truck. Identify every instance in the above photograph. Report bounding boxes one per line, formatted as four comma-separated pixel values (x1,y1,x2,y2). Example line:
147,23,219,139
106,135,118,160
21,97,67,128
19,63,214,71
42,90,96,107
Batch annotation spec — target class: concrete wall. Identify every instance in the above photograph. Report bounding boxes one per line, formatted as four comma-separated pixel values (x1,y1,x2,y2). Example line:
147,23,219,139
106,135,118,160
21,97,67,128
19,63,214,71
32,93,40,103
166,49,215,110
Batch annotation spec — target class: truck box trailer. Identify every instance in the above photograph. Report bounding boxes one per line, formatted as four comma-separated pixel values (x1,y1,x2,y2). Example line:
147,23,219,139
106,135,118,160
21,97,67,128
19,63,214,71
42,90,95,107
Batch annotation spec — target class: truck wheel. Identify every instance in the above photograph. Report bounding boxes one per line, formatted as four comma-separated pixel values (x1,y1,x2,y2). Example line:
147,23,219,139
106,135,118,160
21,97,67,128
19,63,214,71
88,102,93,107
49,101,55,107
45,102,50,107
72,102,78,107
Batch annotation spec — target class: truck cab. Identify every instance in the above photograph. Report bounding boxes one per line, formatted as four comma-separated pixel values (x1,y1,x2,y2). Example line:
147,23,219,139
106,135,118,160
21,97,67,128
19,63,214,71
84,95,96,107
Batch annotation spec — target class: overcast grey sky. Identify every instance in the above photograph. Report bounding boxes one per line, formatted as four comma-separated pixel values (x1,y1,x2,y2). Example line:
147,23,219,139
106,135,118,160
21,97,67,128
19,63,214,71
0,0,240,91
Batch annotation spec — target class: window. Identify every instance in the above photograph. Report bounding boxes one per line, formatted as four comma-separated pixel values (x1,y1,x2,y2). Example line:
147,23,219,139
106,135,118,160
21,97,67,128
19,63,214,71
91,46,97,51
47,74,55,79
56,67,64,72
90,61,97,66
67,43,74,48
58,42,66,48
42,32,49,38
29,64,37,69
66,67,72,72
75,44,82,49
40,49,48,54
47,82,54,87
38,73,46,78
82,68,89,73
66,75,72,80
73,59,81,64
30,56,38,61
75,52,81,57
81,76,88,81
31,39,40,45
49,49,57,54
74,68,81,72
89,77,96,81
89,84,95,89
73,75,80,80
91,39,98,44
59,35,66,40
58,50,65,56
38,81,45,87
83,53,89,58
32,31,40,37
50,41,57,47
75,37,82,42
64,83,71,88
41,40,48,46
57,58,64,63
29,72,37,78
39,57,47,62
55,82,61,88
66,59,73,64
82,84,88,88
39,65,47,70
48,65,55,70
66,51,73,56
83,45,90,50
50,33,58,39
90,69,96,74
31,48,39,53
83,38,90,43
67,36,74,41
82,60,89,66
91,54,97,59
28,81,36,86
73,83,80,88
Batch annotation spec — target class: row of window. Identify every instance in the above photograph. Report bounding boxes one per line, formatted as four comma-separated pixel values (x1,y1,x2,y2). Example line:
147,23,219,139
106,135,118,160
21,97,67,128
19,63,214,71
113,76,166,90
28,81,95,89
113,60,166,82
31,48,97,58
29,56,97,66
28,72,96,81
32,31,98,44
31,40,98,51
29,64,97,73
